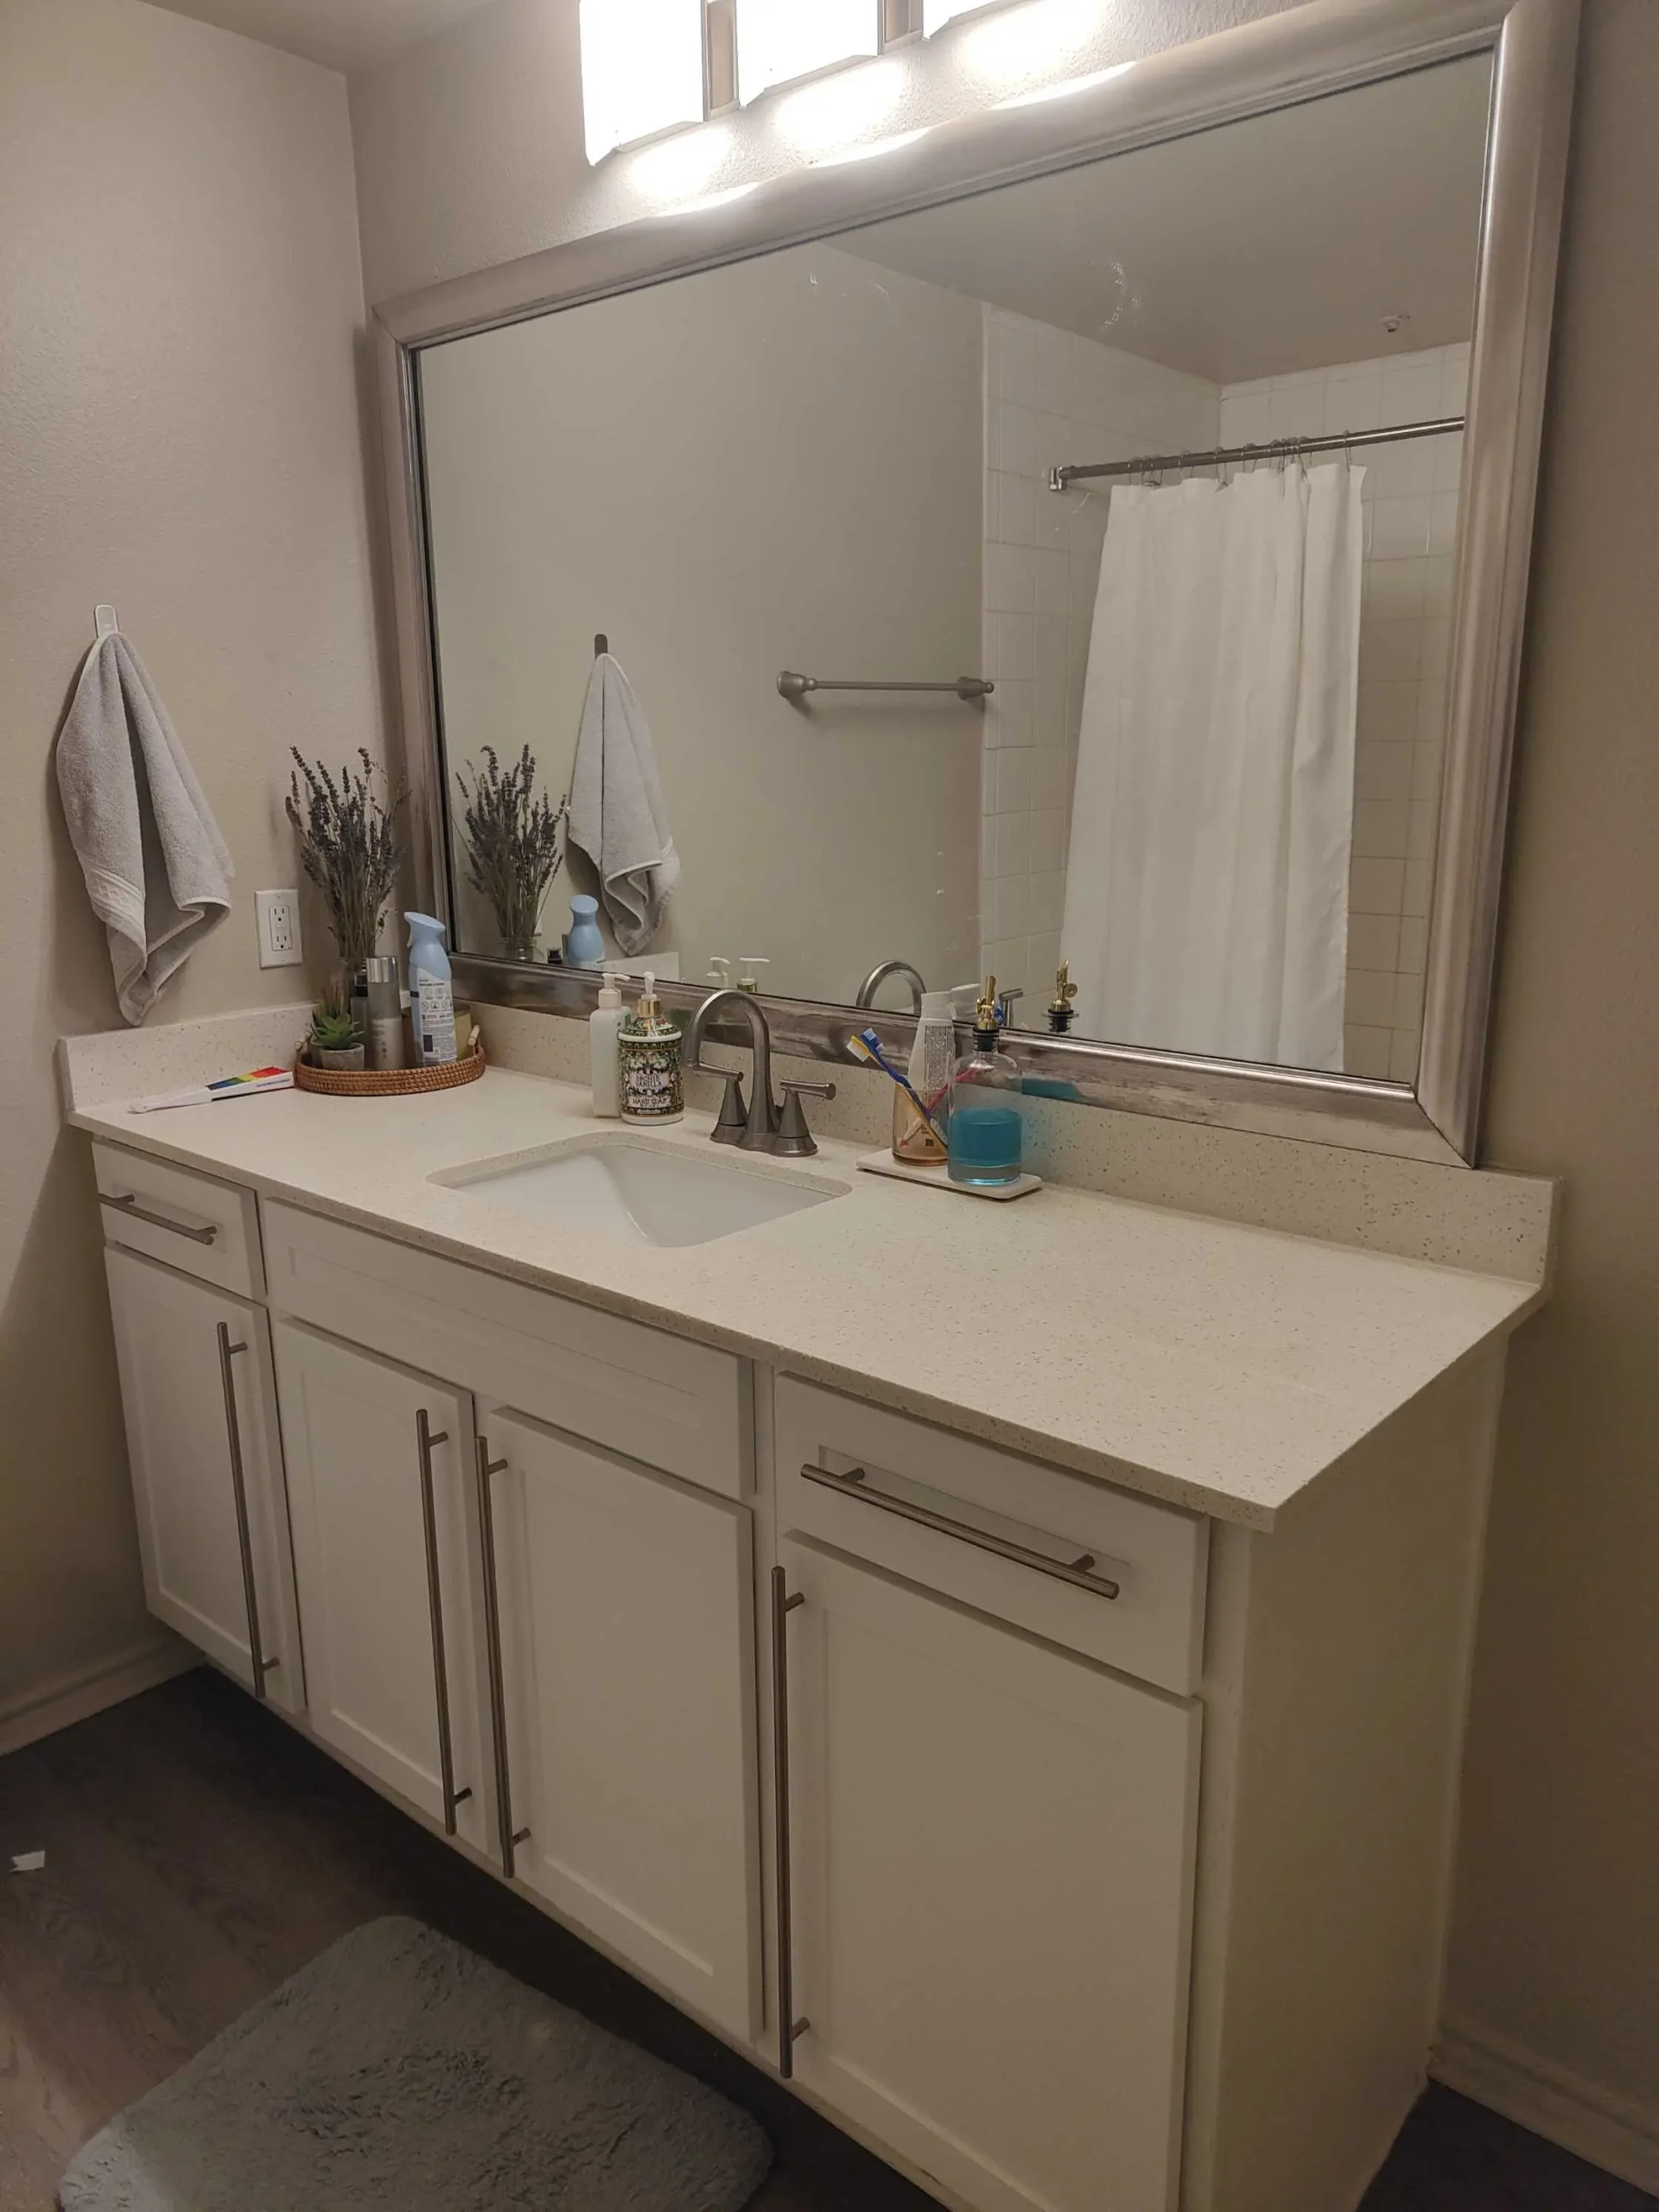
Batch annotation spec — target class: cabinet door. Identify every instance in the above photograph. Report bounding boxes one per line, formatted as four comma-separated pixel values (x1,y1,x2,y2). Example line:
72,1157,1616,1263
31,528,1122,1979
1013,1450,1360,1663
779,1539,1199,2212
487,1410,760,2042
105,1247,302,1712
274,1322,486,1851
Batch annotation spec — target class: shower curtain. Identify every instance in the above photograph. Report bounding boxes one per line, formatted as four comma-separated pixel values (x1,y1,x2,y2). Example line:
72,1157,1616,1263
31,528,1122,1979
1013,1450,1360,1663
1059,461,1364,1071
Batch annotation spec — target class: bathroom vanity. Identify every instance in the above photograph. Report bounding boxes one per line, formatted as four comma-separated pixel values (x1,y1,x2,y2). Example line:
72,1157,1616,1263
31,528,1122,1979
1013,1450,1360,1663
67,1041,1551,2212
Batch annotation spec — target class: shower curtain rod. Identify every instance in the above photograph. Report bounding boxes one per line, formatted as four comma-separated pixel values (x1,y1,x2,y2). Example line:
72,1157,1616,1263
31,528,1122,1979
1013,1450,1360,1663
1048,412,1466,493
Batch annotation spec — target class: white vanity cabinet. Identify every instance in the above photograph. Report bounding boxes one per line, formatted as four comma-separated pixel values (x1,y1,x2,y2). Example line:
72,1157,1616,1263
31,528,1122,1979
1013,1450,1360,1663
86,1135,1515,2212
104,1244,302,1713
272,1322,488,1853
480,1409,761,2041
777,1536,1198,2212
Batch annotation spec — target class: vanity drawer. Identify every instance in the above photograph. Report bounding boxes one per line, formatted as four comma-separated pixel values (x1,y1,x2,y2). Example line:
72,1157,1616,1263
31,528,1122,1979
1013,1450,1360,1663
93,1141,264,1299
262,1201,748,1498
776,1378,1205,1695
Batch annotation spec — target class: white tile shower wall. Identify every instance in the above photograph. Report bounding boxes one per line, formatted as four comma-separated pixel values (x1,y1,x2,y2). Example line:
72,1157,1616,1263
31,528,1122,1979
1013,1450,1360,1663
980,306,1220,1008
1219,341,1470,1083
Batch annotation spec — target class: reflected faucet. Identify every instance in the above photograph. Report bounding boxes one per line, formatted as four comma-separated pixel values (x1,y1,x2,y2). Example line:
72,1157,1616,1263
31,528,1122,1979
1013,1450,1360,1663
855,959,926,1014
687,988,838,1159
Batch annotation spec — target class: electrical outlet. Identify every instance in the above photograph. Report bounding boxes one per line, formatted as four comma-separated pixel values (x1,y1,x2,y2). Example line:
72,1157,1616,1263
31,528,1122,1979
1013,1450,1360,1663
256,889,303,969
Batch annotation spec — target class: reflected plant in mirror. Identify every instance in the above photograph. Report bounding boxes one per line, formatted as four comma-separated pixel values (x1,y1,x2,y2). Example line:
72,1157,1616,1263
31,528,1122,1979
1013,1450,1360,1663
454,744,570,963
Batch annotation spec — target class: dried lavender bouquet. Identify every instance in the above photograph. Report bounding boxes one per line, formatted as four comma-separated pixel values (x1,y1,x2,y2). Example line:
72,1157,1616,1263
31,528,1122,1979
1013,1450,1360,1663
285,748,405,977
455,745,569,961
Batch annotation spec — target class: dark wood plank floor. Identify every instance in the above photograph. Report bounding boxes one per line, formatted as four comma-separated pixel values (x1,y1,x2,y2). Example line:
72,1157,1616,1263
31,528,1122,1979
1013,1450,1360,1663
1,1672,1650,2212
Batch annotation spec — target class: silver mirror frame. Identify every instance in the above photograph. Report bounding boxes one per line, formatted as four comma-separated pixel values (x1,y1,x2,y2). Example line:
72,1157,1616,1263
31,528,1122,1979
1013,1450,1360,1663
374,0,1578,1167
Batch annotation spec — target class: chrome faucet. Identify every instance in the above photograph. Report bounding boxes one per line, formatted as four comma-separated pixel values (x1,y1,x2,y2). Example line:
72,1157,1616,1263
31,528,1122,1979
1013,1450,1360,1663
855,958,926,1014
687,988,836,1157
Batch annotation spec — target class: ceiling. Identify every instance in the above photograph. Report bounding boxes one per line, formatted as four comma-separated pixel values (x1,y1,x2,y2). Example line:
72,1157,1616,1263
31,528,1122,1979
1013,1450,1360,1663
846,56,1491,385
148,0,499,74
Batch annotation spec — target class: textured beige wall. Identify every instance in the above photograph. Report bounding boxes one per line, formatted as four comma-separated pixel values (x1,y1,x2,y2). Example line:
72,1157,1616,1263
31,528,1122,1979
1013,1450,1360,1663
1442,0,1659,2136
347,0,1659,2154
0,0,385,1722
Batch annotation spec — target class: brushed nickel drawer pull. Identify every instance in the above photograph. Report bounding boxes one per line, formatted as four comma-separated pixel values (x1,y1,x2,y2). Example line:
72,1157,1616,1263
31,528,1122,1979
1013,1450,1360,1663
216,1322,277,1698
104,1191,218,1245
416,1413,471,1835
770,1566,810,2078
475,1437,531,1878
799,1461,1122,1599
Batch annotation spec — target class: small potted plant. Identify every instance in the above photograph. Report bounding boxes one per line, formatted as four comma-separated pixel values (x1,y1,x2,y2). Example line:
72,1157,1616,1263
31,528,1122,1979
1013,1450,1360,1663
309,996,365,1072
286,748,405,986
455,745,569,963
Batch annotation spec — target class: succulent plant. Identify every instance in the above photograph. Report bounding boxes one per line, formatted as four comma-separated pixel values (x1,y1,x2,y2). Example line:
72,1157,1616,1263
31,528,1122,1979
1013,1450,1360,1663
310,997,364,1053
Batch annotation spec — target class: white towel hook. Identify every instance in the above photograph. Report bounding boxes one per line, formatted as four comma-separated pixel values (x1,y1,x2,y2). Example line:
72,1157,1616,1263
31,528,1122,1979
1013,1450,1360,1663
94,605,119,640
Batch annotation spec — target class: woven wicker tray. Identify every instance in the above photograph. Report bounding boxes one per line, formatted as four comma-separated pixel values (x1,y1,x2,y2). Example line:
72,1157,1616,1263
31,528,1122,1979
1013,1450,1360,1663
293,1039,486,1097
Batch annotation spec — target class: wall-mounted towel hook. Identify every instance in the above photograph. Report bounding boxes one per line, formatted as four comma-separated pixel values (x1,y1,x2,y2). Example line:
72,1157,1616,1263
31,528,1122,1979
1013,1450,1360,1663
94,605,119,640
594,632,608,658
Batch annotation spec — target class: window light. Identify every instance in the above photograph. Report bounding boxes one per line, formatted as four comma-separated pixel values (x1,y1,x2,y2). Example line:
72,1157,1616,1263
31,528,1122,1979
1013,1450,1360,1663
735,0,880,105
580,0,707,165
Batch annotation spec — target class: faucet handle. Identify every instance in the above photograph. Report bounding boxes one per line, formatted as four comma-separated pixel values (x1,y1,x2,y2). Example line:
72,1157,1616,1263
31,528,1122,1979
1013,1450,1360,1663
774,1078,836,1158
689,1044,748,1146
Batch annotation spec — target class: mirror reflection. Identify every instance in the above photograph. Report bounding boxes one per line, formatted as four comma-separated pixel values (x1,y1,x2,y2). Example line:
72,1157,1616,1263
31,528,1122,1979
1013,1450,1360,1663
418,54,1491,1084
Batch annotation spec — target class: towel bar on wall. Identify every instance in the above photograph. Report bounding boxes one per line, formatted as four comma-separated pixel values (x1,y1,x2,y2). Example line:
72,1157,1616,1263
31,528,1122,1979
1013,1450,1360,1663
778,671,994,703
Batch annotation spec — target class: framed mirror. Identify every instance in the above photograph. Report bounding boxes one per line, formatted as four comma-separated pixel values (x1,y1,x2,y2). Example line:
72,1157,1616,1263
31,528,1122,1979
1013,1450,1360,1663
377,0,1578,1164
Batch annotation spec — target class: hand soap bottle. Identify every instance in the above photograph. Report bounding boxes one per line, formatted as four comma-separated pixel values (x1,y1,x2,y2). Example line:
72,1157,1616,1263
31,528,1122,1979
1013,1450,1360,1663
946,977,1024,1188
589,971,625,1116
619,975,683,1125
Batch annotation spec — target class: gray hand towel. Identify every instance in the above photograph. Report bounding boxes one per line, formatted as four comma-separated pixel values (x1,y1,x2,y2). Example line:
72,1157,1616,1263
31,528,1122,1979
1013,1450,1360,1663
55,630,233,1025
567,653,679,957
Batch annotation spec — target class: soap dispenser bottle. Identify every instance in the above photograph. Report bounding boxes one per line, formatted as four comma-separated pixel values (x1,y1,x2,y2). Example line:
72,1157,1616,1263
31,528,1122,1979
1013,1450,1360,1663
946,976,1024,1188
619,975,684,1125
589,971,625,1116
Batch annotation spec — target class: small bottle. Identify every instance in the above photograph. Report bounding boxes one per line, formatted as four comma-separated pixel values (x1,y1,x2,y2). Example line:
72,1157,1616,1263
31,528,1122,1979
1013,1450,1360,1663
893,988,955,1164
365,956,406,1071
1047,961,1078,1035
947,976,1024,1188
566,894,604,968
619,975,683,1125
590,973,625,1117
404,912,458,1066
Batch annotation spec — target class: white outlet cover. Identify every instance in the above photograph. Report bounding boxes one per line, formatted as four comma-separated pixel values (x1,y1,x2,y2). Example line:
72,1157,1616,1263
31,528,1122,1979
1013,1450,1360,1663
256,888,304,969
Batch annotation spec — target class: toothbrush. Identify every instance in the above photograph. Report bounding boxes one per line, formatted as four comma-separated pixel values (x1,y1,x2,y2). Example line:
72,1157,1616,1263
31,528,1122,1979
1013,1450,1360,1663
848,1028,947,1146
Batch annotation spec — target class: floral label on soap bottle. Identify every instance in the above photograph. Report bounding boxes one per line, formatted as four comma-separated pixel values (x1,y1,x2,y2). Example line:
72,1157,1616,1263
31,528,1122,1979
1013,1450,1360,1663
620,1032,683,1121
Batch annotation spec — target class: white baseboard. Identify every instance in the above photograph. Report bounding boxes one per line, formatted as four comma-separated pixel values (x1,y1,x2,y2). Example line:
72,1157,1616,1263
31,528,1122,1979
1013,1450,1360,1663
0,1636,198,1758
1433,2015,1659,2196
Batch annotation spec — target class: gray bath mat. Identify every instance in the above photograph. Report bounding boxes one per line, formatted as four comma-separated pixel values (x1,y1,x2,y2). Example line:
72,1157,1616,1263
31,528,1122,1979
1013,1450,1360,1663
58,1915,772,2212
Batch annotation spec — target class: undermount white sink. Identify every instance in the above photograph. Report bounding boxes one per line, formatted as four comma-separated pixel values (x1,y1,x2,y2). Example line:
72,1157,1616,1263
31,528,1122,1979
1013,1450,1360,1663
432,1135,845,1248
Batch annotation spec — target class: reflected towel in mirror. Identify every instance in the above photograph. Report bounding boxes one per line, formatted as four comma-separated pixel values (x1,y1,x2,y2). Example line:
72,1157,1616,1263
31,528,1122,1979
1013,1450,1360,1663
568,652,680,957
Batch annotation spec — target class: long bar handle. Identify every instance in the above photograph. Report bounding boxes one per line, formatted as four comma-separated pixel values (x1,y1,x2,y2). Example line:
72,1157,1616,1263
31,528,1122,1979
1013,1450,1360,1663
215,1322,276,1699
770,1565,810,2078
416,1413,472,1836
778,671,993,703
475,1436,531,1878
799,1462,1122,1599
105,1191,218,1245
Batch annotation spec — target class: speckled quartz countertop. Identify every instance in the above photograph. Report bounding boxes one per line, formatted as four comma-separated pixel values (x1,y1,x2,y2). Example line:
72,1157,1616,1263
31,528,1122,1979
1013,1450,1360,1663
71,1067,1543,1531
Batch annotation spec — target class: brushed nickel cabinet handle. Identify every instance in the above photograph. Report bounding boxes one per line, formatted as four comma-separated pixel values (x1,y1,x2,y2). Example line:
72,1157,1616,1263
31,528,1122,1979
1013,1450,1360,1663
799,1461,1122,1600
770,1564,810,2078
216,1322,277,1699
416,1412,471,1835
475,1436,531,1878
104,1191,218,1245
